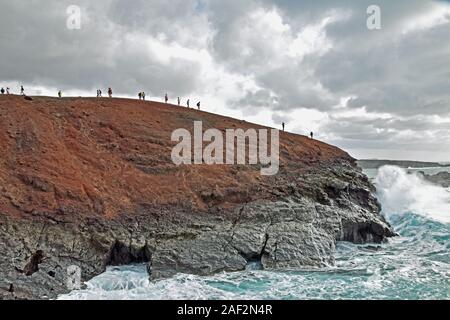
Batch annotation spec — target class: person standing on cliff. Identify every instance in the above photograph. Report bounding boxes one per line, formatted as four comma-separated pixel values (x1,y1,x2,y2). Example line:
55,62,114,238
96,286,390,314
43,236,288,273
197,101,201,110
310,132,314,139
177,97,181,106
142,92,146,101
20,85,25,95
138,92,142,100
58,90,62,98
6,87,10,94
282,122,285,132
187,99,190,108
0,88,4,95
108,87,113,98
165,93,169,103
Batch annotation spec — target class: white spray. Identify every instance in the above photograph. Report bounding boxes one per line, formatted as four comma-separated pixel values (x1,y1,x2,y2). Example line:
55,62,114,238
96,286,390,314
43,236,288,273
374,166,450,224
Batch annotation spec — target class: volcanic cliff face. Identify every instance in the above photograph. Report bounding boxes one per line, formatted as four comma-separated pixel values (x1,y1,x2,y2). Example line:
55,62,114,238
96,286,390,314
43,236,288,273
0,95,394,299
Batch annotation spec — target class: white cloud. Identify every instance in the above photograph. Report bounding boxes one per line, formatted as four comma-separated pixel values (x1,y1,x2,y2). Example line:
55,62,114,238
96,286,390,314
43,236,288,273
401,2,450,33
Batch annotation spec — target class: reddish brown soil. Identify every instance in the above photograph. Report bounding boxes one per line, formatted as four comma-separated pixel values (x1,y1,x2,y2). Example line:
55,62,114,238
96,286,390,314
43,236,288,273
0,95,352,219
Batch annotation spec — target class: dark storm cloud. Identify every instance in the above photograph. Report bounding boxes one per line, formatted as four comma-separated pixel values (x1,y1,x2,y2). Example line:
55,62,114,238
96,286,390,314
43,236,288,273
315,18,450,117
0,0,202,96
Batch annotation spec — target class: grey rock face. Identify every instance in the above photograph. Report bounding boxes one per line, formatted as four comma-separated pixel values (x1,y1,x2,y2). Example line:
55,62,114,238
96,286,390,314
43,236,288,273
420,171,450,188
0,163,395,300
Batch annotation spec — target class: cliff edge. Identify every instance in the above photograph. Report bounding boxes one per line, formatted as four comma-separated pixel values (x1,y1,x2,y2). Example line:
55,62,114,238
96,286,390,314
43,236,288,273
0,95,395,299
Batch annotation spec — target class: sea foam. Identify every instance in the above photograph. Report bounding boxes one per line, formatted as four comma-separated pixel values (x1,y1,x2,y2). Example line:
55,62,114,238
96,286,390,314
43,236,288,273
374,165,450,223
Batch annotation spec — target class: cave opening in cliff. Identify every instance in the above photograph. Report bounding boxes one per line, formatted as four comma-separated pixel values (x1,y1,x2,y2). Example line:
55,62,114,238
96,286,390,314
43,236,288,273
106,240,151,266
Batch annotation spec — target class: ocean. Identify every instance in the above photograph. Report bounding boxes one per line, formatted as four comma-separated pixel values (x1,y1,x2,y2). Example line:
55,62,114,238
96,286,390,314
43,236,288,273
59,166,450,300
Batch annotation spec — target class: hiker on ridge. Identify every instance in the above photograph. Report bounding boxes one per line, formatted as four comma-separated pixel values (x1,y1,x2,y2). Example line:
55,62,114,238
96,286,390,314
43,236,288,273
178,97,181,106
187,99,190,108
138,92,142,100
58,90,62,98
0,88,4,94
142,92,146,101
197,101,201,110
165,93,168,103
108,87,113,98
310,132,314,139
20,86,24,95
282,122,285,132
6,87,10,94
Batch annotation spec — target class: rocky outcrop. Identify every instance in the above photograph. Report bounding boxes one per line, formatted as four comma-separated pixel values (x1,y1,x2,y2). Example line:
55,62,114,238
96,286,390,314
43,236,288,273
420,171,450,188
0,95,394,299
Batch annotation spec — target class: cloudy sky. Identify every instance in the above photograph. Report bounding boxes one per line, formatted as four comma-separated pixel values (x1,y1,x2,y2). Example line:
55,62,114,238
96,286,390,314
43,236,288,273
1,0,449,161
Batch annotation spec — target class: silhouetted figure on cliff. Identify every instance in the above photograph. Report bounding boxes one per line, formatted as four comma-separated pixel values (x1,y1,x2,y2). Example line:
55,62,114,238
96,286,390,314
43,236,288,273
58,90,62,98
97,89,102,97
310,132,314,139
20,86,24,95
138,92,142,100
108,87,113,98
0,88,4,94
6,87,10,94
197,101,201,110
142,92,146,101
165,93,169,103
178,97,181,106
282,122,285,132
187,99,190,108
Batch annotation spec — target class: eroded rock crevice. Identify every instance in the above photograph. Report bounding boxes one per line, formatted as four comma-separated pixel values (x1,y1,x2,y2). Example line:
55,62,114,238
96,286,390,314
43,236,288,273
339,220,396,244
106,240,151,266
23,250,45,276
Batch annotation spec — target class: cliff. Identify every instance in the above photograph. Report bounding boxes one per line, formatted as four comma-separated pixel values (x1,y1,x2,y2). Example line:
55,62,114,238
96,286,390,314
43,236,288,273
0,95,395,299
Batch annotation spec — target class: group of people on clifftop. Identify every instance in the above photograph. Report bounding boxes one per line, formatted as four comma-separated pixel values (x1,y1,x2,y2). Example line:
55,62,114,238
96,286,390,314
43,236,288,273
164,93,200,110
0,86,24,95
1,84,204,116
0,87,10,94
0,85,315,139
282,122,314,139
95,88,113,98
92,88,201,110
138,92,146,100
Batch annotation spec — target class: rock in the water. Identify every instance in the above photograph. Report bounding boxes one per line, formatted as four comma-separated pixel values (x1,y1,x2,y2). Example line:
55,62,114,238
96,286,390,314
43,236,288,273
420,171,450,188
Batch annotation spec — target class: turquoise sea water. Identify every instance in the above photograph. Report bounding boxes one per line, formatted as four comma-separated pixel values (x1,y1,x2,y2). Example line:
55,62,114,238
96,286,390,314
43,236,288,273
60,166,450,300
